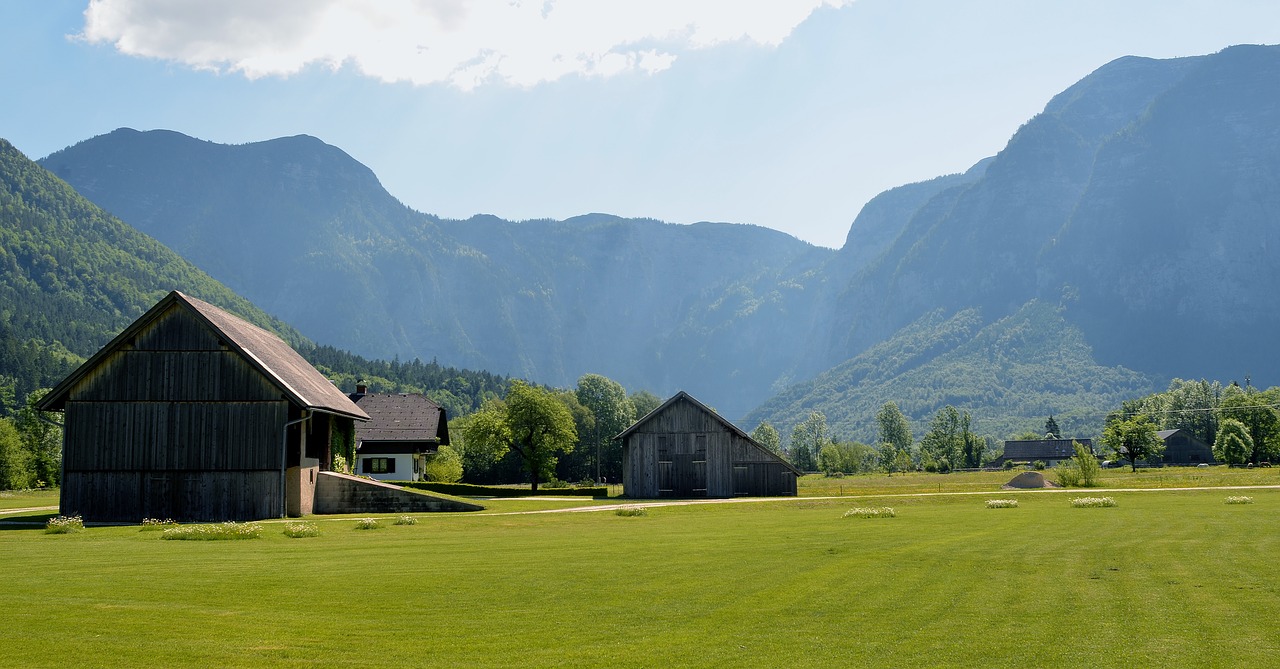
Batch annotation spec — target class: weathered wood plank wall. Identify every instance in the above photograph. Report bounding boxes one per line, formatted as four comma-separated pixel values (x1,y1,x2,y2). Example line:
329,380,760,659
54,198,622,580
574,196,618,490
61,306,293,522
622,396,797,498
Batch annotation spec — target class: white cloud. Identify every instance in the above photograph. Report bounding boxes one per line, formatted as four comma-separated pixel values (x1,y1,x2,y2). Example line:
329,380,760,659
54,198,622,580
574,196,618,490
80,0,853,90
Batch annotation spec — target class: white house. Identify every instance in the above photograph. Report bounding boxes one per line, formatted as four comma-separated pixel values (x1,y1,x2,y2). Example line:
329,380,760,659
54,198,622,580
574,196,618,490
349,387,450,482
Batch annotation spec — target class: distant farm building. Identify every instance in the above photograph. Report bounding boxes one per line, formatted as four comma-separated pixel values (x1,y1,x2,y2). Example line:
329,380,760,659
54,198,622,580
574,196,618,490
38,291,478,522
349,387,450,481
617,391,799,498
994,438,1095,467
1157,429,1215,465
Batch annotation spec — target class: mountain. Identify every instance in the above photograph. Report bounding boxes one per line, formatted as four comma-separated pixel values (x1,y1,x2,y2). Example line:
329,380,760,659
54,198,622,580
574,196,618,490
0,138,307,405
41,130,833,416
35,44,1280,439
745,300,1156,441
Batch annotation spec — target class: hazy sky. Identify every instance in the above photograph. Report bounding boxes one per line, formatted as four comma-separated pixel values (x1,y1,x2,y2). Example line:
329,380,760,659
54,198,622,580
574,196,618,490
3,1,1279,248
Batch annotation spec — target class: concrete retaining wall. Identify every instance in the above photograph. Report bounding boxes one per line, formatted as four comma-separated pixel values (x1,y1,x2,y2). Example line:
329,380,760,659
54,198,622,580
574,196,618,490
314,471,483,514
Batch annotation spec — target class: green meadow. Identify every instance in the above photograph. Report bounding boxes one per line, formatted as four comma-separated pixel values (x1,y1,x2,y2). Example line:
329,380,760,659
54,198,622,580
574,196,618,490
3,479,1278,668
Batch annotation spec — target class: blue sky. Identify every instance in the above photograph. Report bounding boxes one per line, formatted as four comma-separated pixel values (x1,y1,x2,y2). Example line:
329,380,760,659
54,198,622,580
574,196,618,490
3,1,1279,248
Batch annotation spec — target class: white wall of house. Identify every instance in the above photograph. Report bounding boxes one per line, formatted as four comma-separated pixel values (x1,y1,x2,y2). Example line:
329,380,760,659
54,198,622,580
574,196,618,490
356,453,419,481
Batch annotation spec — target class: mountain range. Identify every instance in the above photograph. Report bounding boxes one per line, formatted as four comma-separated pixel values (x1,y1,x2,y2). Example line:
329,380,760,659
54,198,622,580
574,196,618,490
15,44,1280,442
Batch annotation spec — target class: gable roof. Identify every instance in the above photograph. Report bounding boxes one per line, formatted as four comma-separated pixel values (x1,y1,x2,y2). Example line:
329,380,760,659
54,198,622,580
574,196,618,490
38,290,368,421
1156,429,1181,439
349,392,448,444
1001,438,1093,461
615,390,801,475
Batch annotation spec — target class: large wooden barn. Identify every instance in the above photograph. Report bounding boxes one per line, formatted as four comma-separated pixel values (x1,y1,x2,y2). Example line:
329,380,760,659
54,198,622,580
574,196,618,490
617,391,799,498
37,291,370,522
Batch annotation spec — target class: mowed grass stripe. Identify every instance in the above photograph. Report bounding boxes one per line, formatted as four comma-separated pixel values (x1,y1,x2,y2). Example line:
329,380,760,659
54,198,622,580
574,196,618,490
1,490,1276,667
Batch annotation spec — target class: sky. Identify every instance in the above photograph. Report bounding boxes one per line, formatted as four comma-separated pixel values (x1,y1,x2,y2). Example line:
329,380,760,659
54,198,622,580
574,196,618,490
3,1,1279,248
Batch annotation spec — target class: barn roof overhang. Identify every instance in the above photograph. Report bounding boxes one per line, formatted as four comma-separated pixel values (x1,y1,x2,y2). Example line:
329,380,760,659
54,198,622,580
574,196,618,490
37,291,368,422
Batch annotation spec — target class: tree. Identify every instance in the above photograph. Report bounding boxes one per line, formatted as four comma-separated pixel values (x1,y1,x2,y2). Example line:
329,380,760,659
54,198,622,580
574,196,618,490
422,444,464,482
1102,414,1163,472
461,381,577,490
751,421,781,455
920,405,967,472
819,440,877,475
553,389,595,482
0,417,31,490
789,411,827,472
1213,418,1253,466
576,374,636,483
628,390,662,420
1044,415,1061,439
1219,385,1279,464
14,388,60,486
876,402,913,455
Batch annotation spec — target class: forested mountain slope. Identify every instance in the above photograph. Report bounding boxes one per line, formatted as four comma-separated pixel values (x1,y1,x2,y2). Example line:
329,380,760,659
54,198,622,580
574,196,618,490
0,138,306,405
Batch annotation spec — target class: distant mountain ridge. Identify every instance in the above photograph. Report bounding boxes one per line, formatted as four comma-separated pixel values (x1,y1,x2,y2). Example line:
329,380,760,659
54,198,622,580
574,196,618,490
42,130,832,415
36,44,1280,439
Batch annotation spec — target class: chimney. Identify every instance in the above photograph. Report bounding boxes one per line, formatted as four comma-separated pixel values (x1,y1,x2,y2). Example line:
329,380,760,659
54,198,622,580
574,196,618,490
356,382,367,395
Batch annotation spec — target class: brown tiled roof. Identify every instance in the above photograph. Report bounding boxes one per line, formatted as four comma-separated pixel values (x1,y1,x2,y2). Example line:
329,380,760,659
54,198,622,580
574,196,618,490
39,290,368,421
350,393,448,445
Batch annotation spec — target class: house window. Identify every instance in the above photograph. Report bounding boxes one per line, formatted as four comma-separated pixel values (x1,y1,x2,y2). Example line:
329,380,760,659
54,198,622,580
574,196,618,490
363,457,395,474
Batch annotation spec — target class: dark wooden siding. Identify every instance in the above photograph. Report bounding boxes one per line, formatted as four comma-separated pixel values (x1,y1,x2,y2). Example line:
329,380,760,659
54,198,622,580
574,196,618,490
622,397,796,498
59,303,291,522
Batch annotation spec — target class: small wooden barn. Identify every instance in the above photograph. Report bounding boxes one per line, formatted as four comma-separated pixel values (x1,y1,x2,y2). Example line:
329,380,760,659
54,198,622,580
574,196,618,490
1157,429,1215,465
349,387,450,481
37,291,370,522
617,391,799,498
994,438,1095,467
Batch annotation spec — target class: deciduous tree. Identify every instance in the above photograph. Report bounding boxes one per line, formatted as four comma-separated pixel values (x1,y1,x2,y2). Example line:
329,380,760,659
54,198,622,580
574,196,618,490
789,411,827,472
576,374,635,482
1213,418,1252,466
751,421,781,455
1102,414,1163,472
461,381,577,490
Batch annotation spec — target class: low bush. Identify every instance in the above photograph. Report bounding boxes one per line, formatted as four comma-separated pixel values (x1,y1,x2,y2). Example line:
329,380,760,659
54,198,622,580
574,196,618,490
1032,460,1047,471
615,507,647,517
161,521,263,540
139,518,178,531
1224,496,1255,505
354,518,382,530
45,515,83,534
283,522,320,538
394,516,417,525
1071,497,1117,508
843,507,896,518
986,499,1019,509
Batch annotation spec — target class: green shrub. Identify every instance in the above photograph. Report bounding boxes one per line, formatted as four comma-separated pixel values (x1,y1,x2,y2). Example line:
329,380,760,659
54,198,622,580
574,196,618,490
394,515,417,525
162,521,263,540
422,445,463,483
1002,460,1016,470
615,507,647,517
986,499,1019,509
1053,461,1082,487
283,522,320,538
843,507,896,518
45,515,83,534
354,518,382,530
1032,460,1046,471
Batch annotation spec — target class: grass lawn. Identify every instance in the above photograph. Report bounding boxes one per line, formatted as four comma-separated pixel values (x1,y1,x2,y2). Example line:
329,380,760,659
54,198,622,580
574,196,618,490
0,488,59,511
2,486,1277,668
796,465,1280,497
